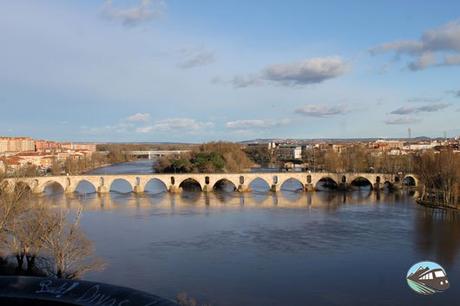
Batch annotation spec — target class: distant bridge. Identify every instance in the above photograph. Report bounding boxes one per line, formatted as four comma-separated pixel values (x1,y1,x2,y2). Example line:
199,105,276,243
123,150,191,160
3,172,418,194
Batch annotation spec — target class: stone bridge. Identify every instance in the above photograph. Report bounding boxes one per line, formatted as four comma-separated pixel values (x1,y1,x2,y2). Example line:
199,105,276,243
3,172,418,194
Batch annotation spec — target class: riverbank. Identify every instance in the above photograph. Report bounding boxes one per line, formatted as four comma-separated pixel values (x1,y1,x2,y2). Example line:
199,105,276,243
0,260,46,277
416,198,460,210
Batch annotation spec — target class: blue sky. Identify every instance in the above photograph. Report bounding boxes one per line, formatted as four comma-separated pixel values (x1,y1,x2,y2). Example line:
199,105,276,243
1,0,460,142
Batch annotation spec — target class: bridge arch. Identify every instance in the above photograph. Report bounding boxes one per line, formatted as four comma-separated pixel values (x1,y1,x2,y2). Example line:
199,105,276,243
383,180,394,190
0,180,11,191
42,180,66,194
315,177,338,191
279,178,304,192
109,178,134,193
74,179,97,194
349,176,373,189
178,178,202,191
403,175,417,187
14,181,33,193
213,178,238,192
144,178,169,193
247,177,271,191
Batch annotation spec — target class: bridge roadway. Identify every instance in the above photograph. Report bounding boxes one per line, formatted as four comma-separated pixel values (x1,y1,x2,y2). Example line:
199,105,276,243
3,172,418,194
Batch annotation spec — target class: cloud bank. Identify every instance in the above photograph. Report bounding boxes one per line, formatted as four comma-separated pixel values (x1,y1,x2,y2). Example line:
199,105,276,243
390,103,450,115
228,57,347,88
103,0,165,26
137,118,214,133
225,119,291,130
370,20,460,70
126,112,151,122
295,104,348,117
384,116,421,125
178,48,215,69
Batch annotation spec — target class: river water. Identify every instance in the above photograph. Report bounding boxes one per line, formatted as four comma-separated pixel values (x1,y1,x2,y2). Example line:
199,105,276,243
41,160,460,306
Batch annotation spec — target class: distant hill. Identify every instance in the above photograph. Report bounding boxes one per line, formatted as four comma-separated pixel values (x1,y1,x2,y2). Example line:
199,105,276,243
240,136,434,144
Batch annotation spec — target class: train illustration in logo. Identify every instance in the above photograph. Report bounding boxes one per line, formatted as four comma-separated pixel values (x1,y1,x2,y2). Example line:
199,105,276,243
406,261,449,295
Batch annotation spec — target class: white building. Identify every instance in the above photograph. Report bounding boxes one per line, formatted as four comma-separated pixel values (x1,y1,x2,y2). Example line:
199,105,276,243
277,145,302,160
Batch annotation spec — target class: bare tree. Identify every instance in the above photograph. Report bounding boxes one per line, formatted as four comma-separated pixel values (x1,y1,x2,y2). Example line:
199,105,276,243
50,158,61,176
0,175,32,266
0,178,30,238
414,150,460,207
41,209,104,279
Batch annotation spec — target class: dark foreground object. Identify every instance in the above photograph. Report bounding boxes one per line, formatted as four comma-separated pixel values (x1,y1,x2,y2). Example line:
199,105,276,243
0,276,178,306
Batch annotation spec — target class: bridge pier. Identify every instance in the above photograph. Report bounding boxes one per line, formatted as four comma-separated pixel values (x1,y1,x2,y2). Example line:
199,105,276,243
133,185,144,193
202,184,213,192
238,184,250,192
65,186,76,194
169,185,182,193
32,187,44,194
97,186,109,194
270,184,280,192
304,183,315,192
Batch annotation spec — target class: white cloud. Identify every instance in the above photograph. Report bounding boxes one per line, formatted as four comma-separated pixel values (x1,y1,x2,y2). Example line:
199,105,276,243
384,116,421,125
407,97,441,103
390,103,450,115
369,40,424,56
441,53,460,66
295,104,348,117
102,0,165,26
126,112,151,122
370,19,460,70
225,56,347,88
80,122,134,135
225,119,291,129
263,57,347,86
137,118,214,133
446,89,460,97
231,75,263,88
408,52,437,71
178,48,215,69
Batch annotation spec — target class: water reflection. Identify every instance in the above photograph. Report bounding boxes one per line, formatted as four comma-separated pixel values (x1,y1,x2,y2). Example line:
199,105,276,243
33,161,460,306
39,187,414,212
414,208,460,268
34,187,460,306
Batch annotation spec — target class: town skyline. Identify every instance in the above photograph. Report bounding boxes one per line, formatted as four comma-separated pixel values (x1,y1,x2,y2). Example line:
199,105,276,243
1,1,460,142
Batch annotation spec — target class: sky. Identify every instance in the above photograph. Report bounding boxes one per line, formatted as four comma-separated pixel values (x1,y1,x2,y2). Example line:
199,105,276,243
1,0,460,142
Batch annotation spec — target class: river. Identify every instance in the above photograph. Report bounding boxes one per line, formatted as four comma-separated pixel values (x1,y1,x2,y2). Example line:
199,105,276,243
41,160,460,306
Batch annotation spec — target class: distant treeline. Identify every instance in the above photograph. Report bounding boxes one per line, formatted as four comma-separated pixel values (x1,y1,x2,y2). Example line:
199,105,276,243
154,142,253,173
